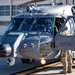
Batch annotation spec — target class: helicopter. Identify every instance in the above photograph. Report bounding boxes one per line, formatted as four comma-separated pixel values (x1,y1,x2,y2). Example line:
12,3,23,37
0,0,75,66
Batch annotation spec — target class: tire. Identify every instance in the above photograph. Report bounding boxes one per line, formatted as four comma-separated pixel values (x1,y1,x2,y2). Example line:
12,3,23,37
21,59,34,63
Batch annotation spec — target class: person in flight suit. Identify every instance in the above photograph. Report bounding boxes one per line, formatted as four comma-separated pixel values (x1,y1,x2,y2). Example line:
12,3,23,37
60,50,72,74
45,18,58,35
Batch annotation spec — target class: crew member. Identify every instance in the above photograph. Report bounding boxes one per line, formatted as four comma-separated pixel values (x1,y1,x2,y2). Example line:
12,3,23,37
60,50,72,74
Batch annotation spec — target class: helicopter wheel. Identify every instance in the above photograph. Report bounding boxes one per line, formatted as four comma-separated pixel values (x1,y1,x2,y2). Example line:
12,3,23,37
21,59,34,63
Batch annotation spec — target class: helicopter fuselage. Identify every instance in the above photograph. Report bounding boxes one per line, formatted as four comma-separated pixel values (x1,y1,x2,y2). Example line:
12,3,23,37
0,5,75,66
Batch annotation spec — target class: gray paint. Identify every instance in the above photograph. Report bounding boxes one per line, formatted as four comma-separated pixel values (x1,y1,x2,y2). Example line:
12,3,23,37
0,4,75,66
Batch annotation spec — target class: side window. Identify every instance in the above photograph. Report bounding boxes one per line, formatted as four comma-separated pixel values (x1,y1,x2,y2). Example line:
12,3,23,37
55,18,64,30
54,18,64,35
60,18,75,36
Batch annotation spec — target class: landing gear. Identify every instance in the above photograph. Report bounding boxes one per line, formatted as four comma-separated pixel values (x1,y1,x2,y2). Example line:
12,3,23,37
21,59,34,63
7,58,15,66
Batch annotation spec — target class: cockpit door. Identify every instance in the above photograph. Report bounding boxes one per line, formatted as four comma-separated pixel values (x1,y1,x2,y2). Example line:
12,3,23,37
55,16,75,50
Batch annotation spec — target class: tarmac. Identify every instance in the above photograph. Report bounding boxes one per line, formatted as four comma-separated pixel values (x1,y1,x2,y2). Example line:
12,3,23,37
31,61,75,75
0,58,75,75
0,58,41,75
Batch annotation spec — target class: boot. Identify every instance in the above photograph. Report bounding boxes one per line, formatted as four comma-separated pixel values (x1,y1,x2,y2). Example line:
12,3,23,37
60,70,67,74
67,70,72,73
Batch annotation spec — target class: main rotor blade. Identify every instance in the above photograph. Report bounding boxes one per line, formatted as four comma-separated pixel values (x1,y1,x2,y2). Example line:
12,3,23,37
18,0,46,7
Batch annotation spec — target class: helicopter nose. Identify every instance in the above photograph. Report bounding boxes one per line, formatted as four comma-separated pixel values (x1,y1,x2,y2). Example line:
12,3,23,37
0,44,12,57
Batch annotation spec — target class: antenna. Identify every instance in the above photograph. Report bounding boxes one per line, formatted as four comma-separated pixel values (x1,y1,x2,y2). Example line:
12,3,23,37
35,2,37,7
50,0,55,5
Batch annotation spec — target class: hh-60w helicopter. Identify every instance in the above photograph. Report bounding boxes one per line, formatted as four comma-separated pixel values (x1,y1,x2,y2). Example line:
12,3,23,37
0,0,75,66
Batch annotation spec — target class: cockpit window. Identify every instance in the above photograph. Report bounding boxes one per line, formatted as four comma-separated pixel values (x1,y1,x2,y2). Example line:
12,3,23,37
7,16,54,35
31,17,54,34
8,17,35,31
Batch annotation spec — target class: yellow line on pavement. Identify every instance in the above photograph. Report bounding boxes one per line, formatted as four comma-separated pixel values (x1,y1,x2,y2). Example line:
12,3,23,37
14,62,61,75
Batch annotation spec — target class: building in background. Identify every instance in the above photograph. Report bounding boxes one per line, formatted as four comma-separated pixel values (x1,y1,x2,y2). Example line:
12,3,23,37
0,0,75,26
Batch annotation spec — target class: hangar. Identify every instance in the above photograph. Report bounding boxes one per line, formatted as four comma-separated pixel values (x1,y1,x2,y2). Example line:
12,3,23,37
0,0,75,25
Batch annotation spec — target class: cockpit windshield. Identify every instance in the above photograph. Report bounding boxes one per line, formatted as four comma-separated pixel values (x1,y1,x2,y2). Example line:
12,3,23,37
7,17,35,31
7,16,54,34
